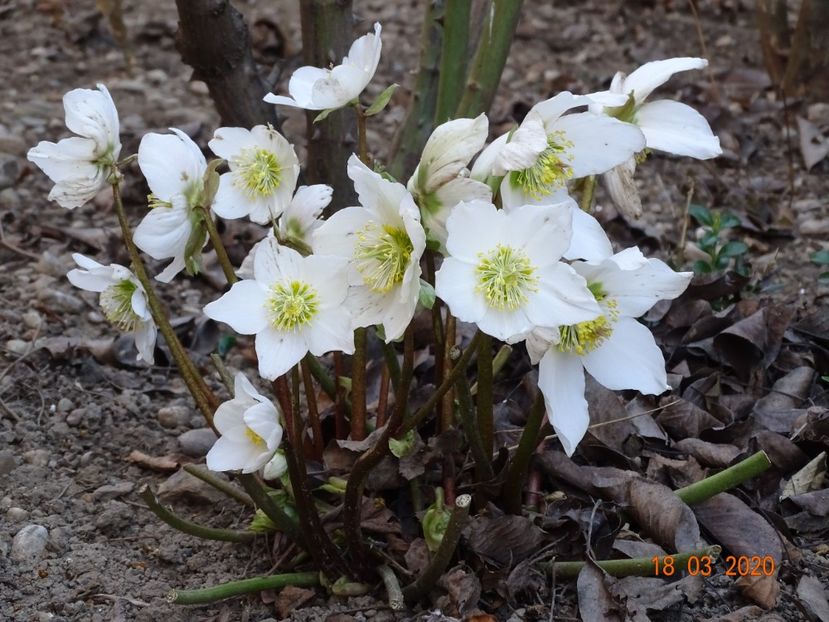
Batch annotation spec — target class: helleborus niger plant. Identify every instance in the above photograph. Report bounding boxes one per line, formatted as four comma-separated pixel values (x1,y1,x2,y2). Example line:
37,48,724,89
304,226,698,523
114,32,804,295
29,11,723,603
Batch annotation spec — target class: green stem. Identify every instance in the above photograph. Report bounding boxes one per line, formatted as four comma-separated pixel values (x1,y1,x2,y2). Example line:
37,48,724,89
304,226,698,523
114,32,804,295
382,341,402,392
400,331,481,435
378,564,405,611
455,0,524,117
355,105,369,165
139,485,255,543
110,180,218,426
548,545,722,579
168,572,320,605
503,393,545,513
475,333,493,454
199,205,237,284
300,357,325,460
238,474,301,541
182,464,254,509
455,369,494,483
209,352,235,393
440,314,457,432
350,327,368,441
403,494,471,603
304,353,342,409
435,0,471,123
675,450,772,506
579,175,597,213
470,344,511,395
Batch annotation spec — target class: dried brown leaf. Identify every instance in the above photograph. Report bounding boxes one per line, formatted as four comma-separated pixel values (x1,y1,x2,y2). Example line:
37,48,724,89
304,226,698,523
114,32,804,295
577,561,624,622
675,439,741,468
781,451,826,499
436,566,481,617
754,367,816,433
701,605,785,622
466,515,545,566
796,575,829,622
797,116,829,170
611,575,703,620
275,585,315,619
656,398,722,439
127,450,179,472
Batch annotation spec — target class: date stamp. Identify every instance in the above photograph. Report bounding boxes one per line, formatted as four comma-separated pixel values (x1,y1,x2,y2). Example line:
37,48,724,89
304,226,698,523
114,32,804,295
652,554,776,577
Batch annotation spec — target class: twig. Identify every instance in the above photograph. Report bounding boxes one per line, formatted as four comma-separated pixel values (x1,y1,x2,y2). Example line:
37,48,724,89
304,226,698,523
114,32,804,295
402,494,471,603
675,450,772,505
378,564,405,611
167,571,319,605
440,314,456,432
139,485,256,542
182,464,254,508
677,179,694,265
548,545,722,579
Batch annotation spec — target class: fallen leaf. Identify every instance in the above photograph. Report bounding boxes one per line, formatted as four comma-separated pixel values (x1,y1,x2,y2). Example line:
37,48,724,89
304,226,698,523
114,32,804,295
780,451,826,499
675,439,742,468
275,585,315,619
577,561,623,622
611,574,703,620
753,367,815,433
127,450,179,472
797,116,829,170
656,398,723,439
157,469,226,505
404,538,430,575
466,514,545,566
701,605,785,621
796,575,829,622
437,566,481,617
788,488,829,516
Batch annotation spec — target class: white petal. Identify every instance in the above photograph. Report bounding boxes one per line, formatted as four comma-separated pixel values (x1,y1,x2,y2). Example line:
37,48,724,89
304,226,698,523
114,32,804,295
344,22,382,79
470,133,509,181
213,399,246,435
585,90,629,109
204,280,270,334
208,126,257,160
312,65,363,109
212,173,258,220
622,57,708,104
554,112,646,178
345,285,392,329
311,206,372,259
444,200,503,263
138,129,206,200
66,254,114,292
130,286,150,321
525,262,602,328
424,178,492,251
503,202,573,267
347,155,384,210
477,307,533,342
243,401,283,451
602,157,642,220
253,238,303,285
635,100,722,159
263,94,303,108
563,205,614,261
300,255,350,308
497,176,571,210
47,174,108,210
538,348,588,457
284,66,332,109
234,371,265,404
525,327,559,365
206,436,249,472
155,255,187,284
305,307,355,355
434,257,487,324
413,114,488,191
133,204,192,260
582,317,669,394
27,137,99,182
496,111,548,173
134,322,157,365
63,84,120,153
255,328,308,380
531,91,593,128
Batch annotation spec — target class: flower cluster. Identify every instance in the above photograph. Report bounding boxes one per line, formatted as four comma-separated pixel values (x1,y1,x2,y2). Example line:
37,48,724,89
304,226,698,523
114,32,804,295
29,21,720,472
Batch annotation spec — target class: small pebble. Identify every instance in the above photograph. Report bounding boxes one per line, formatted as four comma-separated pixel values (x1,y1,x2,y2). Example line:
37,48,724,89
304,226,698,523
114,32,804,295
22,449,49,467
158,405,191,429
22,310,42,329
65,409,84,427
10,524,48,563
91,481,134,502
6,507,29,522
178,428,218,458
56,398,73,413
0,449,17,475
5,339,29,356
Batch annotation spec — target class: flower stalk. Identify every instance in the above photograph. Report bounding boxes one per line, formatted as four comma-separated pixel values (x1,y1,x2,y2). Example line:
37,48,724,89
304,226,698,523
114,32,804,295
455,368,494,484
675,450,772,506
548,545,722,579
167,571,320,605
503,393,545,514
300,357,325,459
182,464,254,509
350,327,368,440
476,333,494,454
198,204,238,285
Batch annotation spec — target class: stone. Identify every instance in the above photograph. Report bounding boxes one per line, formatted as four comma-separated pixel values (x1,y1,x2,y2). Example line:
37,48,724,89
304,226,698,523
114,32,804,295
36,289,84,313
22,310,42,329
177,428,218,458
56,398,73,413
22,449,49,467
91,481,134,501
6,507,29,522
157,405,191,429
0,153,20,190
10,524,48,563
0,449,17,475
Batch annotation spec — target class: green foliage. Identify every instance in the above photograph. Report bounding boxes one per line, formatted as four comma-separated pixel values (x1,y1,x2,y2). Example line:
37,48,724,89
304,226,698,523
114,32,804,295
810,249,829,280
689,204,749,276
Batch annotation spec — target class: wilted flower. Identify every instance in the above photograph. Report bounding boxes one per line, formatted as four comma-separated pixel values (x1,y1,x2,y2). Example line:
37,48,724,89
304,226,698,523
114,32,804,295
471,91,645,208
133,128,207,283
313,155,426,341
67,253,156,364
264,23,382,111
434,199,601,343
206,372,283,474
205,238,354,380
208,125,300,225
407,115,491,250
526,247,692,455
27,84,121,209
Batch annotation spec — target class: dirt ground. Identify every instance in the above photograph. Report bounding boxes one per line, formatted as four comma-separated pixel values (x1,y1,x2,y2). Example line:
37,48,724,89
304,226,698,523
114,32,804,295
1,0,827,621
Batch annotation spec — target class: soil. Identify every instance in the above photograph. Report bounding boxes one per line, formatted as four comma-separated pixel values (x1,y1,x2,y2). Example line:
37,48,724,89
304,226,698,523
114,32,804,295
1,0,827,621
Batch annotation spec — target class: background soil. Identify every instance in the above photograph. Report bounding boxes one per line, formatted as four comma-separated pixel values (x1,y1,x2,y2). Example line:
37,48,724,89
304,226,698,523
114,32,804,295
0,0,827,621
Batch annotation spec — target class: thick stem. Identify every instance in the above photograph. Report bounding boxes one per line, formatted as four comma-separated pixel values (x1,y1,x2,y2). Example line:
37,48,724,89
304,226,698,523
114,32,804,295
440,314,457,432
139,485,255,543
503,393,545,514
182,464,254,508
376,362,390,429
199,205,237,285
110,181,218,427
675,450,772,506
455,0,524,117
355,105,369,165
350,327,368,441
174,0,277,128
470,343,511,396
300,358,325,460
334,352,347,439
238,474,301,540
378,564,405,611
305,354,339,405
402,494,471,603
435,0,471,123
476,333,493,454
548,546,722,580
455,370,494,483
578,175,597,213
168,572,320,605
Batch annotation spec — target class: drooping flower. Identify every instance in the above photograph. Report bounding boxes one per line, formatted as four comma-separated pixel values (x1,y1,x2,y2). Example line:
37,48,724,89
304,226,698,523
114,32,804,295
434,199,602,343
204,238,354,380
27,84,121,209
471,92,645,208
407,115,492,251
588,57,722,159
208,125,300,225
277,184,332,247
526,247,692,456
313,155,426,341
264,23,382,111
66,253,156,364
133,128,207,283
206,372,283,474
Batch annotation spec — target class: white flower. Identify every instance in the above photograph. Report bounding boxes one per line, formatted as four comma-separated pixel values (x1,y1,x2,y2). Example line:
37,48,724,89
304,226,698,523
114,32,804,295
66,253,156,364
208,125,300,224
205,238,354,380
471,92,645,208
407,115,492,251
588,58,721,159
206,372,283,474
263,450,289,480
27,84,121,209
526,247,692,456
278,184,332,245
313,155,426,341
264,23,382,111
434,199,602,343
133,128,207,283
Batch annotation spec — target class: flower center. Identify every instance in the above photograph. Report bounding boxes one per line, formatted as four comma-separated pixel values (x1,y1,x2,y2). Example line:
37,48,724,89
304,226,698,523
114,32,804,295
245,426,267,447
511,132,574,199
235,148,282,199
557,283,619,354
266,280,319,331
354,222,414,293
99,279,141,332
147,194,173,209
475,244,538,311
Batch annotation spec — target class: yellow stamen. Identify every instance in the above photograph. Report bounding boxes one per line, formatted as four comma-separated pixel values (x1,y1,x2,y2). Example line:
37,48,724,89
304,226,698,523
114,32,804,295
266,280,319,331
245,426,266,447
100,279,141,332
354,222,414,293
475,244,538,310
511,131,574,199
234,147,282,198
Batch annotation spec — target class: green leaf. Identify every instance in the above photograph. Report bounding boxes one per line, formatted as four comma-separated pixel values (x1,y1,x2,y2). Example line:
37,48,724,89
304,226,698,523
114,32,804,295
693,260,712,274
719,241,749,258
810,250,829,265
313,107,337,123
418,279,436,309
364,83,398,116
389,429,417,458
714,254,731,270
688,203,713,226
700,231,719,249
720,213,741,229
